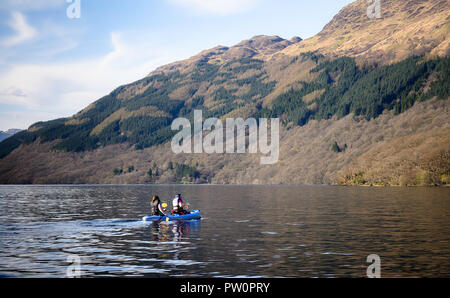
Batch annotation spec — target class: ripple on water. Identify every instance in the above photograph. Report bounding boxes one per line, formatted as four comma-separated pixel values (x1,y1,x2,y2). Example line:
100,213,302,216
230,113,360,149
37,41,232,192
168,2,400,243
1,185,449,277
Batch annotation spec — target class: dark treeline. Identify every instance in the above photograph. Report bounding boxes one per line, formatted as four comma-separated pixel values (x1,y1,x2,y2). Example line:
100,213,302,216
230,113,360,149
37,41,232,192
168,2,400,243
257,55,449,125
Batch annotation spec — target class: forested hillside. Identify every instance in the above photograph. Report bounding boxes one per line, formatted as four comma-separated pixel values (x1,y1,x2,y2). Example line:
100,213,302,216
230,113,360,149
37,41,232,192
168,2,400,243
0,0,448,185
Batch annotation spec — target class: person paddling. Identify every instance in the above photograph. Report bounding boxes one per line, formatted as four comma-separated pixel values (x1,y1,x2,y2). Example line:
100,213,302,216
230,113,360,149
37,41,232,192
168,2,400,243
151,195,166,216
172,194,188,215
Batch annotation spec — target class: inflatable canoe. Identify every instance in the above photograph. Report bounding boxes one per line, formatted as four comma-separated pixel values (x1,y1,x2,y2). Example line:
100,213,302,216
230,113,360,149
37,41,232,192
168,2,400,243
142,210,201,222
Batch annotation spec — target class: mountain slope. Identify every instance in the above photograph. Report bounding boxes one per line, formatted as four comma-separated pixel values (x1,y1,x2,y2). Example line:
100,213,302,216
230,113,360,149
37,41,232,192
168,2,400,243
281,0,449,65
0,0,448,185
0,98,447,185
0,129,22,143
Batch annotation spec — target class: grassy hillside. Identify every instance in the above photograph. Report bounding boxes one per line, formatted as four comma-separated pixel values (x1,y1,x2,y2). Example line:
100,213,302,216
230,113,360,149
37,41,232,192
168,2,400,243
281,0,450,65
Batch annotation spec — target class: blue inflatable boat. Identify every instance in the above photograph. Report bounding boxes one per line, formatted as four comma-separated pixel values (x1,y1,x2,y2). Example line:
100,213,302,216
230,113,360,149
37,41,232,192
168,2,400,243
142,210,201,222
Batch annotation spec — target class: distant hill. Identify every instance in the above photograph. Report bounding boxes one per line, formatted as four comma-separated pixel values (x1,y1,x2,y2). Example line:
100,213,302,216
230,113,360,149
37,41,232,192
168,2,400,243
0,129,22,143
0,0,448,186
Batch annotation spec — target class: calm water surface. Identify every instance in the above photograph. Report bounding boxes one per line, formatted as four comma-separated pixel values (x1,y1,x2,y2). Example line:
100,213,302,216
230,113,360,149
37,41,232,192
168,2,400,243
0,185,449,277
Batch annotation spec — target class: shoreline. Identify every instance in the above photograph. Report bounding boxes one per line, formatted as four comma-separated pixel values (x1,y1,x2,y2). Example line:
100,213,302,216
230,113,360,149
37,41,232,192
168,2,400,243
0,183,448,187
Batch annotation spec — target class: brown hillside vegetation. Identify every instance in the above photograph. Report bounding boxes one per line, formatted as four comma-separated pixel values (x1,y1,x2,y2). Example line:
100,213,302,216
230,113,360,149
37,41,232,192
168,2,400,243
0,99,447,185
281,0,450,65
153,35,302,75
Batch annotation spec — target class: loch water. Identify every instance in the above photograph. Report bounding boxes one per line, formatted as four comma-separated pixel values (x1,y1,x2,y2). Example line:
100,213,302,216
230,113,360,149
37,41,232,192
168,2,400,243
0,184,449,277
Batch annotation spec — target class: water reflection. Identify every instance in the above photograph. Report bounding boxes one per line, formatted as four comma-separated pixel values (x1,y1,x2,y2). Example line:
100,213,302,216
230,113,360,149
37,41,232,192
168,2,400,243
145,220,201,243
0,185,449,277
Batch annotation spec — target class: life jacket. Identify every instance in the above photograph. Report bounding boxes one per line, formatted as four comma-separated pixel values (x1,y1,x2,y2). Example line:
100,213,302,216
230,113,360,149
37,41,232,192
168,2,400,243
172,197,184,214
172,197,180,208
151,199,161,215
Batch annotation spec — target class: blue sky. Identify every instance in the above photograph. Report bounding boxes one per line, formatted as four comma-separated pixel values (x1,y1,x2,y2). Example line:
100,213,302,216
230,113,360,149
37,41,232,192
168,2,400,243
0,0,354,131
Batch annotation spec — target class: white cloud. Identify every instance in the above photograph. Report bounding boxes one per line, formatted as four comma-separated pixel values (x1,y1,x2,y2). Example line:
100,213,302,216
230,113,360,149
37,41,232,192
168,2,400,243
0,87,27,98
0,32,191,129
0,109,57,131
1,12,37,47
168,0,260,16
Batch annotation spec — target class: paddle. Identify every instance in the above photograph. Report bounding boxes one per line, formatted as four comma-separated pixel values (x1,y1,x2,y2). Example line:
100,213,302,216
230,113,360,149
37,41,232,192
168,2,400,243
160,203,169,221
